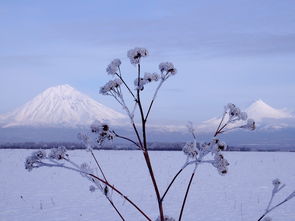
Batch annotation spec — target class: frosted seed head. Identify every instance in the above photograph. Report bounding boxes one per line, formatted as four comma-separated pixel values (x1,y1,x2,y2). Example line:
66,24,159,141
182,142,198,159
32,150,46,159
127,47,148,64
49,146,67,160
158,62,177,76
106,58,121,75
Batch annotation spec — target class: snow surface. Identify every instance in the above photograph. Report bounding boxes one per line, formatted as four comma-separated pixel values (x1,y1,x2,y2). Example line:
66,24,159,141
0,150,294,221
0,85,126,128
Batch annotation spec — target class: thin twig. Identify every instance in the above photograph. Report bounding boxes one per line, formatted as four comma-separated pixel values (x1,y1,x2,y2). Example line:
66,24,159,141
116,68,137,101
112,130,142,149
178,171,196,221
160,168,183,202
89,174,152,221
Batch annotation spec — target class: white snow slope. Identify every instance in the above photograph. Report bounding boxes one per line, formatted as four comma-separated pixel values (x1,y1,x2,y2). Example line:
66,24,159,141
0,84,126,128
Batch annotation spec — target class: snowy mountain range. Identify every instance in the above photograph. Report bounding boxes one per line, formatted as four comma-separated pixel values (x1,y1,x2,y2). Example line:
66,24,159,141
0,84,294,145
0,84,126,128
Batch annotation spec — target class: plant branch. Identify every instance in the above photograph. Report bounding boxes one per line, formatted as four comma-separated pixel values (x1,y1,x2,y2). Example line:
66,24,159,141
116,68,137,101
178,171,196,221
89,174,152,221
112,130,142,149
161,168,183,202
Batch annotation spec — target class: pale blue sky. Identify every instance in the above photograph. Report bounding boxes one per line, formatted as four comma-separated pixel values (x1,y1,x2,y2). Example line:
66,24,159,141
0,0,295,124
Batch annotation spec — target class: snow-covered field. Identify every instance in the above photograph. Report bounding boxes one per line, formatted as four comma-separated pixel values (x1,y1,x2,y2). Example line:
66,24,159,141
0,149,294,221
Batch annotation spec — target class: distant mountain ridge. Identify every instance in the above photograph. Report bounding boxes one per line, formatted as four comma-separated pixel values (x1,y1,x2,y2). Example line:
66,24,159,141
0,84,126,128
197,100,294,132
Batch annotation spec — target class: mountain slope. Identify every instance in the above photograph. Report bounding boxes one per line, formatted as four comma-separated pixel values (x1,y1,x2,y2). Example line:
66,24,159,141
0,84,126,128
245,99,292,122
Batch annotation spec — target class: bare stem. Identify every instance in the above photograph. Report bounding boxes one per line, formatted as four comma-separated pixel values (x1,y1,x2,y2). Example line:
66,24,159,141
160,168,183,202
116,68,137,101
90,150,108,181
112,130,142,149
178,172,195,221
89,174,152,221
136,63,164,221
214,112,226,137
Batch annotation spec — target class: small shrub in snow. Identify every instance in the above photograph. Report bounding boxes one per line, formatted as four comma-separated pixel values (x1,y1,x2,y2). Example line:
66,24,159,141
24,48,293,221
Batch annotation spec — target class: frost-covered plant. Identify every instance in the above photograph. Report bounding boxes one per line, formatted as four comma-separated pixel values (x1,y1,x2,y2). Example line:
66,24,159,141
25,47,260,221
257,178,295,221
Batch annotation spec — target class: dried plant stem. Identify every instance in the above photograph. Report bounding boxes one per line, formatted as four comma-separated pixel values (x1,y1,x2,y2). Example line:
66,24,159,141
257,199,288,221
112,130,141,149
106,197,125,221
160,168,183,202
136,63,164,221
89,174,152,221
178,171,196,221
90,150,108,181
116,68,136,101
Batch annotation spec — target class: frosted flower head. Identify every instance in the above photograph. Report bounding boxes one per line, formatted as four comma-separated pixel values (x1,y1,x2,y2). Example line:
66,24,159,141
272,178,281,187
134,77,147,90
90,120,114,144
159,62,177,76
99,79,122,95
49,146,67,160
212,153,229,175
91,120,109,133
127,47,148,64
106,59,121,75
144,72,160,82
241,119,256,130
182,142,198,159
25,155,39,171
155,215,176,221
32,150,46,159
212,139,227,151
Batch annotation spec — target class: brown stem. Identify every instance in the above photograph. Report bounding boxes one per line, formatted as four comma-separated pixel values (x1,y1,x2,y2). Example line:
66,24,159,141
106,197,125,221
160,168,183,202
112,130,142,149
116,69,137,101
90,150,108,181
89,174,152,221
137,63,164,221
178,172,195,221
214,112,226,137
145,99,154,122
90,152,125,220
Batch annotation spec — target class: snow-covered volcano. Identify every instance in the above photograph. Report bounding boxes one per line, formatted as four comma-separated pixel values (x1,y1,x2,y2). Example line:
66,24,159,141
197,100,294,132
245,99,292,122
0,84,126,128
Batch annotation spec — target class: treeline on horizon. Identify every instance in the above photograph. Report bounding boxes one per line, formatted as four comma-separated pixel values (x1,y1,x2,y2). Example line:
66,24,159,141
0,142,294,152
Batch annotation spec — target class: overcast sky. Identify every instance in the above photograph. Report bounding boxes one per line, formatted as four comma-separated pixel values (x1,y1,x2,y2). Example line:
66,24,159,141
0,0,295,124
